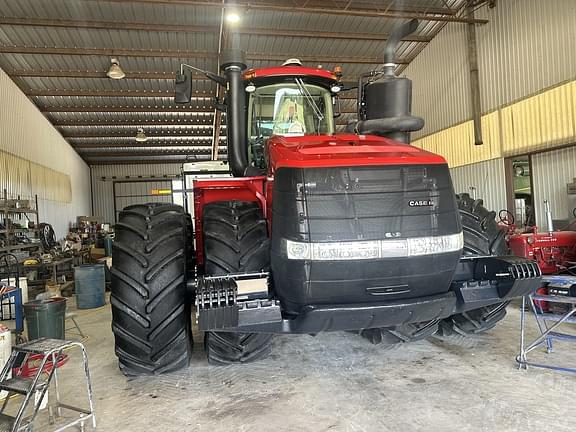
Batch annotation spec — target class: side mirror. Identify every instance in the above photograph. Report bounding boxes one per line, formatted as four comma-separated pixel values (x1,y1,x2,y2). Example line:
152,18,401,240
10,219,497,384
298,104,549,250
175,70,192,104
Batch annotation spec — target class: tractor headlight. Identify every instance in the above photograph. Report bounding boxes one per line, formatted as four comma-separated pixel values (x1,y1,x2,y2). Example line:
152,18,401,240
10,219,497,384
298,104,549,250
284,232,463,261
407,233,464,256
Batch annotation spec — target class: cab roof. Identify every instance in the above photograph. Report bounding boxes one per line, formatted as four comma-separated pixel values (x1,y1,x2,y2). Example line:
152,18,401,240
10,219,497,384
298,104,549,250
243,66,337,85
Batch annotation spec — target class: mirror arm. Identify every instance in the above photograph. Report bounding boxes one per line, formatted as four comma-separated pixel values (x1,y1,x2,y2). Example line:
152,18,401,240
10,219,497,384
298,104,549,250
180,63,227,86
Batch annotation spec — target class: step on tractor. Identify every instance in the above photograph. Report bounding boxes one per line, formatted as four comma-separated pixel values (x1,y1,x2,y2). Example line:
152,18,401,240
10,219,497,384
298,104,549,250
110,20,542,375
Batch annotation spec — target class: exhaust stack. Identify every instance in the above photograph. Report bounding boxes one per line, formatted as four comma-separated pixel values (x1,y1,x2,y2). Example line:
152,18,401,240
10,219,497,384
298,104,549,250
220,49,249,177
348,19,424,143
544,200,555,234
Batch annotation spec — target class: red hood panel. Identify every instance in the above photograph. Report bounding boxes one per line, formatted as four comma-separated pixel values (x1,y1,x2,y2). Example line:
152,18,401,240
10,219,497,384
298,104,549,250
268,133,447,171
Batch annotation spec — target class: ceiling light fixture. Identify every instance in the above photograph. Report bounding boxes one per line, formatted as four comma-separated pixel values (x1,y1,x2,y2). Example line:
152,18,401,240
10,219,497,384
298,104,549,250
135,127,148,142
107,58,126,80
225,10,241,24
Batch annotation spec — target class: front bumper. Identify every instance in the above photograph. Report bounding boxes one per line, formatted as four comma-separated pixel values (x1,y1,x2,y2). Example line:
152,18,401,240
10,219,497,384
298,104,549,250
196,255,542,334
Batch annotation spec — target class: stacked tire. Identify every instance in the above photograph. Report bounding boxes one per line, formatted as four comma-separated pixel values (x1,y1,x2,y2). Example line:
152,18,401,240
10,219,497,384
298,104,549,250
111,204,191,376
436,193,509,338
202,201,273,365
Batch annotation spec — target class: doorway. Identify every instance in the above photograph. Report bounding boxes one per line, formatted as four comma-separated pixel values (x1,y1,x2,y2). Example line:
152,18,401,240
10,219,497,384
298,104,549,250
505,155,534,228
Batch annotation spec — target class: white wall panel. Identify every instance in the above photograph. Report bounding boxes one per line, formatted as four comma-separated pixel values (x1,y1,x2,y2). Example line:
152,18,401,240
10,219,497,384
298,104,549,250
450,158,507,213
0,67,90,238
405,0,576,139
91,163,182,223
531,145,576,226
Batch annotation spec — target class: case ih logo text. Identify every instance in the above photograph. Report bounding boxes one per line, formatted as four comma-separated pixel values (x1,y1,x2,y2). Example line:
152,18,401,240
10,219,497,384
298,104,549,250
409,200,434,207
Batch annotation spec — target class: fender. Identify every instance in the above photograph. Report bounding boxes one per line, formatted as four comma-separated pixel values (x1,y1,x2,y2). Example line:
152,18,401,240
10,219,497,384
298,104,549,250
193,176,266,266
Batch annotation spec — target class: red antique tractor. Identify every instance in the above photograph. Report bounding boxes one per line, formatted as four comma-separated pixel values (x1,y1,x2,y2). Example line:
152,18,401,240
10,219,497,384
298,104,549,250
507,201,576,275
110,20,541,375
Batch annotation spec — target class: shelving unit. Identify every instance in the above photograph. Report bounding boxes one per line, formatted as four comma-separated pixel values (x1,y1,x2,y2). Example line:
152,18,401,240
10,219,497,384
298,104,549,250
0,189,41,256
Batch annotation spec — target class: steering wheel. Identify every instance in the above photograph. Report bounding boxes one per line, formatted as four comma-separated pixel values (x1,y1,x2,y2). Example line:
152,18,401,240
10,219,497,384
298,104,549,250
498,209,515,226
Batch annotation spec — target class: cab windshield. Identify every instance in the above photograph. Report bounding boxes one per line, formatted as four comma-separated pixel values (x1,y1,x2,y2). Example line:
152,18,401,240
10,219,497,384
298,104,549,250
248,81,334,139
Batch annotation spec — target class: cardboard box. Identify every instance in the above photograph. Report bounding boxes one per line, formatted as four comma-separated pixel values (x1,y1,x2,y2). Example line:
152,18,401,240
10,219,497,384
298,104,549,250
90,248,106,259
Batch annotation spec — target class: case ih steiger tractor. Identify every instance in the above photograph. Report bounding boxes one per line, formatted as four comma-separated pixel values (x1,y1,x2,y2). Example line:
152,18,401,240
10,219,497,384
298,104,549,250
110,20,542,375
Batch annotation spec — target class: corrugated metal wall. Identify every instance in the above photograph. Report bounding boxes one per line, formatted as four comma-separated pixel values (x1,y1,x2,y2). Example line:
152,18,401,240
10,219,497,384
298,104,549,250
450,158,507,213
406,0,576,222
532,146,576,225
405,0,576,139
0,67,91,238
91,163,182,223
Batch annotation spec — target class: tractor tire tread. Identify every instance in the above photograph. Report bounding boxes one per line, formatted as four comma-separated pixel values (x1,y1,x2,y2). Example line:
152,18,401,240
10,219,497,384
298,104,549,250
111,203,191,376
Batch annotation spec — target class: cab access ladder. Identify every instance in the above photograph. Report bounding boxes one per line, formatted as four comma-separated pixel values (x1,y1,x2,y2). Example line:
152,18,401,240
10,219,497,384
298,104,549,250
0,338,95,431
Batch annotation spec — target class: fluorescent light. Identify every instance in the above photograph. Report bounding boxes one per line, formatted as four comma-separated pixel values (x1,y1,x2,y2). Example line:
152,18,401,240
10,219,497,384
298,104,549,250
107,58,125,80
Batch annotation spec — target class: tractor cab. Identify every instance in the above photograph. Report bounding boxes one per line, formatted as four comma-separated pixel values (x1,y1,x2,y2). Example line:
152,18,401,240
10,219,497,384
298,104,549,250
242,63,340,169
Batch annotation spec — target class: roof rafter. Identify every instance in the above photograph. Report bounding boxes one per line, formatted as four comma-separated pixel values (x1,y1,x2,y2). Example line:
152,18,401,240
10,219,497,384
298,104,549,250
79,150,224,157
0,17,217,34
0,16,431,42
84,0,487,23
0,46,404,64
9,70,207,80
41,107,215,113
72,142,216,148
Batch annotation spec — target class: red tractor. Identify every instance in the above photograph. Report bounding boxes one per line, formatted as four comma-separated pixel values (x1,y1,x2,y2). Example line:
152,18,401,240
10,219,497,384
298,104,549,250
110,20,541,375
507,201,576,275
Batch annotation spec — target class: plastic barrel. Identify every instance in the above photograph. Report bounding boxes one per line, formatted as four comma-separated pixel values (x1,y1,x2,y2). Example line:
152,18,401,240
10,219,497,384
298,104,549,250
24,297,67,340
74,264,106,309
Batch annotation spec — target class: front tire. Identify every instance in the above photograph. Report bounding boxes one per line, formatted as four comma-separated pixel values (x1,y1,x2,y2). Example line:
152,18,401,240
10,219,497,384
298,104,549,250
202,201,273,365
111,204,191,375
437,193,509,339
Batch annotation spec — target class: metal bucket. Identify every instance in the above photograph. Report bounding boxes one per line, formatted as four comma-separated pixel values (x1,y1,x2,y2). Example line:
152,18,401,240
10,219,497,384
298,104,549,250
74,264,106,309
24,297,67,340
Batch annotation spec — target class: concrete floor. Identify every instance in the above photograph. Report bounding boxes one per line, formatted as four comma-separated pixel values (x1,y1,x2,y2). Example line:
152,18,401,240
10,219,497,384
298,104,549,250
15,297,576,432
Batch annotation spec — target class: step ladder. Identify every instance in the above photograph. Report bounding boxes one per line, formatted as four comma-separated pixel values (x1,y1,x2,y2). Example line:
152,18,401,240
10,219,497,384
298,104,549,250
0,338,96,431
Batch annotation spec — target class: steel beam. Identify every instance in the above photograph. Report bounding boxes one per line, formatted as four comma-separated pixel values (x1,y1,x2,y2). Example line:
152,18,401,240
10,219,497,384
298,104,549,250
80,150,224,157
236,28,431,42
64,132,216,138
9,70,208,80
0,17,217,34
54,121,217,126
1,46,402,65
0,17,431,42
29,90,211,98
41,107,215,113
86,157,214,165
82,1,488,24
0,46,217,59
71,141,215,148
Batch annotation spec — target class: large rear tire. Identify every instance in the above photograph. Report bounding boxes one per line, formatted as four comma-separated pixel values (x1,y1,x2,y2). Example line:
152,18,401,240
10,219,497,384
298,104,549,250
202,201,273,365
437,193,509,339
111,203,191,375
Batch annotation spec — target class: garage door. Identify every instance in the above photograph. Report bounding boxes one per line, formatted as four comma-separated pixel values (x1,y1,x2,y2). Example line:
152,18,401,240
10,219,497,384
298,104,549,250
113,180,173,222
